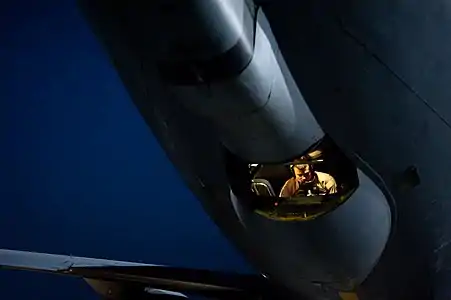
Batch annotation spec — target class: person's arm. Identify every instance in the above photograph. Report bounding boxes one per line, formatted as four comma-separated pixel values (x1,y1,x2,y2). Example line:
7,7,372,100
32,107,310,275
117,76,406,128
279,179,294,197
324,175,338,194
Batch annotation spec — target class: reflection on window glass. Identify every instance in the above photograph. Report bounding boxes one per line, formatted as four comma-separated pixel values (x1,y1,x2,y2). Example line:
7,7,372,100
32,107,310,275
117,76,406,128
247,136,359,221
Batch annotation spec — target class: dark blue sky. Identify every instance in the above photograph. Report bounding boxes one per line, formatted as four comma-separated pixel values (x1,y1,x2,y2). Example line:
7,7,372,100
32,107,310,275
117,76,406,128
0,1,251,298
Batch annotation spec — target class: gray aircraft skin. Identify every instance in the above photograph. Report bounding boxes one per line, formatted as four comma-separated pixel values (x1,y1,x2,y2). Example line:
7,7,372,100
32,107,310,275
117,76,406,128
2,0,450,299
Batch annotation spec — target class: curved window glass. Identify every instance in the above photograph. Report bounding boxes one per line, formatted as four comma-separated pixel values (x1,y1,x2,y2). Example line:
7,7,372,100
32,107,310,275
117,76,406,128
226,135,359,221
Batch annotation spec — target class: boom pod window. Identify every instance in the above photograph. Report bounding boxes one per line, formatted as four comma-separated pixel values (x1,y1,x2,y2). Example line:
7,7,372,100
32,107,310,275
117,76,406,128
227,136,359,221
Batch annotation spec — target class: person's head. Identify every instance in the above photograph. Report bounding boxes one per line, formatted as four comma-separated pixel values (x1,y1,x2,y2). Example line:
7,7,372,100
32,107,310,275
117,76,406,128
292,163,314,183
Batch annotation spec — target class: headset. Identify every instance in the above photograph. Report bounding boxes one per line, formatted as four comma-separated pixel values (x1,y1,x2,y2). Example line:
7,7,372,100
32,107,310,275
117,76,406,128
289,163,314,176
288,150,324,176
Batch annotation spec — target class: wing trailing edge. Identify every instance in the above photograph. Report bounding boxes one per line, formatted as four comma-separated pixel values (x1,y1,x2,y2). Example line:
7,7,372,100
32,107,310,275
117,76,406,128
0,249,278,299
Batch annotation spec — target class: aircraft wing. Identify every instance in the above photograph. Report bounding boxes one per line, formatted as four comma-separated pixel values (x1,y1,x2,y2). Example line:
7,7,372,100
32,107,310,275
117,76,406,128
0,249,275,299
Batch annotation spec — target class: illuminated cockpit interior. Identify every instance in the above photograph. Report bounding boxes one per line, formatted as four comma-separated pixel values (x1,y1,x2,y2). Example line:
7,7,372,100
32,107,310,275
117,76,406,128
226,136,359,221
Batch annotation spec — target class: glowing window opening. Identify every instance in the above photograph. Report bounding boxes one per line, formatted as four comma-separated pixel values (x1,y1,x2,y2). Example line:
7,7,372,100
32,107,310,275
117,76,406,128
226,135,359,221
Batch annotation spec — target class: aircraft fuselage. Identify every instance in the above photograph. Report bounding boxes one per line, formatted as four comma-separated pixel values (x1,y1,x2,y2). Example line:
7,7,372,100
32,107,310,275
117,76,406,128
76,1,451,299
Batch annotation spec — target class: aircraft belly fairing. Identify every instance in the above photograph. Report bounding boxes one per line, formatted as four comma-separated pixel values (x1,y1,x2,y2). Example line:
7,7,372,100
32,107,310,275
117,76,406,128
138,2,392,295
